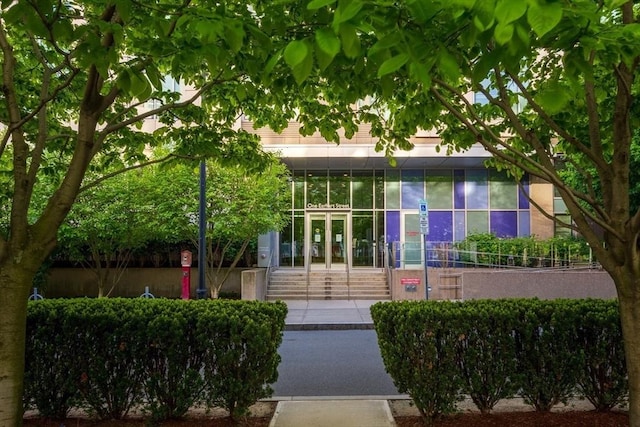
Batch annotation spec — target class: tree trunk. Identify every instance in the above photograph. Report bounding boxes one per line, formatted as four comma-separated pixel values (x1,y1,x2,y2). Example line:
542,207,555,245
616,275,640,427
0,263,33,427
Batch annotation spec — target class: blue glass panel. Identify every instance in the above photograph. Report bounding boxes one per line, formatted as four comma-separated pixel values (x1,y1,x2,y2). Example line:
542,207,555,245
454,211,466,241
401,169,424,209
386,211,400,267
490,211,518,238
467,169,488,209
427,211,453,242
518,211,531,236
454,169,465,209
519,175,530,209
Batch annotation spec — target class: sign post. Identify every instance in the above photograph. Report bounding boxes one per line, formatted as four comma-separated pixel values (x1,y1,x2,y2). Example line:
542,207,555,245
419,199,430,300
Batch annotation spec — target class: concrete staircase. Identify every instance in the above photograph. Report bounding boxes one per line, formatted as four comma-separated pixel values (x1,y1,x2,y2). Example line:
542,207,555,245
266,269,390,301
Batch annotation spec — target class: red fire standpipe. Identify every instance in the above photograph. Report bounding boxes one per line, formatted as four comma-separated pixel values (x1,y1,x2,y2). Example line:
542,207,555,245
181,250,192,300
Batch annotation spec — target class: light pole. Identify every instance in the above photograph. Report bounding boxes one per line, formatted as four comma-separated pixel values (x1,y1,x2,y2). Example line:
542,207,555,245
197,160,207,299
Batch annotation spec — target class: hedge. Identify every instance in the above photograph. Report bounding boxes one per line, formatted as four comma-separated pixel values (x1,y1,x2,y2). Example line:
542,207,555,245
24,298,287,422
371,299,627,423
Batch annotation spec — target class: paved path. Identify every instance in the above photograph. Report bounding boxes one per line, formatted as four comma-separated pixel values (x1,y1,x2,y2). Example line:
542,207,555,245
283,300,378,330
269,400,396,427
272,330,400,397
267,300,402,426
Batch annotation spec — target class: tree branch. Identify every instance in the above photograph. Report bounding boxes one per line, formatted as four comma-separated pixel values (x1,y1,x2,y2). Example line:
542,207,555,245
78,153,195,193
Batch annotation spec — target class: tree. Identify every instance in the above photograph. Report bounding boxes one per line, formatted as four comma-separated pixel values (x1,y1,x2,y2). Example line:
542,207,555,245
0,1,358,424
285,0,640,424
58,171,163,297
200,160,290,298
142,158,290,298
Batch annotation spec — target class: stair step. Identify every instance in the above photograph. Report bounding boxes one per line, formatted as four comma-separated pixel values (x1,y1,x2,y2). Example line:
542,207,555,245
267,269,390,301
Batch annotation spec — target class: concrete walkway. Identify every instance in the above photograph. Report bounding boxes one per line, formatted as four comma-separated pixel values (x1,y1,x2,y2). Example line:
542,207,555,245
269,399,396,427
283,299,383,330
270,300,399,425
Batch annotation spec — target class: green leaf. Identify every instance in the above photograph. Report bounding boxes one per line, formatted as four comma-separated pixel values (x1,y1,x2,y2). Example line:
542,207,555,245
472,0,495,31
527,1,563,38
438,50,461,82
308,0,336,9
450,0,476,7
114,0,132,23
406,0,436,23
284,40,309,68
339,23,361,58
495,0,527,24
409,62,432,89
494,22,514,45
334,0,364,25
129,69,152,101
263,49,283,77
369,32,402,56
315,28,341,58
315,46,334,71
534,82,571,114
378,53,409,77
292,44,314,84
224,20,245,53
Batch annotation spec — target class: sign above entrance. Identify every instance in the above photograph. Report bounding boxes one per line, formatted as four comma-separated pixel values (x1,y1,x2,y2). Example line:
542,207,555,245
307,203,350,209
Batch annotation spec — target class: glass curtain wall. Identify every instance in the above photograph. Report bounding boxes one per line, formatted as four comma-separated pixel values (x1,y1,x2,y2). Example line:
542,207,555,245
278,168,530,268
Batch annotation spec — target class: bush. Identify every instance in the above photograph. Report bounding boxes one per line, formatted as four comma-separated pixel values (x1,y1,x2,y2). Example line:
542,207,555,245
198,300,287,420
371,298,627,422
453,300,519,413
140,300,206,422
512,299,584,411
372,301,463,421
24,298,287,422
71,300,148,419
24,300,83,418
573,299,627,411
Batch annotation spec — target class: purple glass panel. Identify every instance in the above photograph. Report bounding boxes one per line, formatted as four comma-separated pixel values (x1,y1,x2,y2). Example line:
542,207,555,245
401,169,424,209
519,175,530,209
454,169,465,209
518,211,531,236
427,211,453,242
490,211,518,238
386,211,401,268
467,169,488,209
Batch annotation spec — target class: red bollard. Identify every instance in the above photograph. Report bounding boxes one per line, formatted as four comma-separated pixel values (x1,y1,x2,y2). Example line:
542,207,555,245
181,250,192,300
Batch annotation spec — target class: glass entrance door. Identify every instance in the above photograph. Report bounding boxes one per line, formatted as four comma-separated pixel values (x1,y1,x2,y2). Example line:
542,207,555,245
308,213,349,269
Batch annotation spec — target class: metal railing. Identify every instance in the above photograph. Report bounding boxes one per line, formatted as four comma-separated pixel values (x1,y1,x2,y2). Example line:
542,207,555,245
389,241,596,270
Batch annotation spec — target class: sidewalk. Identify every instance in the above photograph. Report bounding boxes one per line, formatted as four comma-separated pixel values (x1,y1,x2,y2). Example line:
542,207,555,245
270,299,400,426
282,299,381,330
269,399,396,427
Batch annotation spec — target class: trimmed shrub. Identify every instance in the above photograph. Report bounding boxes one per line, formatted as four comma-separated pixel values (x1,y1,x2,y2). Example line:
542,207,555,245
372,301,463,422
24,298,287,422
573,299,627,411
372,298,627,422
24,300,83,418
512,299,584,411
70,299,148,419
198,300,287,420
453,299,519,413
140,300,206,422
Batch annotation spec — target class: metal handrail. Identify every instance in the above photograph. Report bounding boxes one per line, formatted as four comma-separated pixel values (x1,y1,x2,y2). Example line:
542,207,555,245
345,244,350,300
306,245,311,300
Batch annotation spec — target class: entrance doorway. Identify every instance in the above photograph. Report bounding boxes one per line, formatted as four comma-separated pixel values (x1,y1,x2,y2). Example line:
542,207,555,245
308,212,349,270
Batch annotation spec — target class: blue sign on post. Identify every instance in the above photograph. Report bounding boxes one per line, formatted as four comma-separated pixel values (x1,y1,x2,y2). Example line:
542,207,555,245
419,199,430,300
419,199,429,235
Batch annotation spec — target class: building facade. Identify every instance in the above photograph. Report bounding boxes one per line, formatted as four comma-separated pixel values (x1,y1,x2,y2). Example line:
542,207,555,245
244,120,557,271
